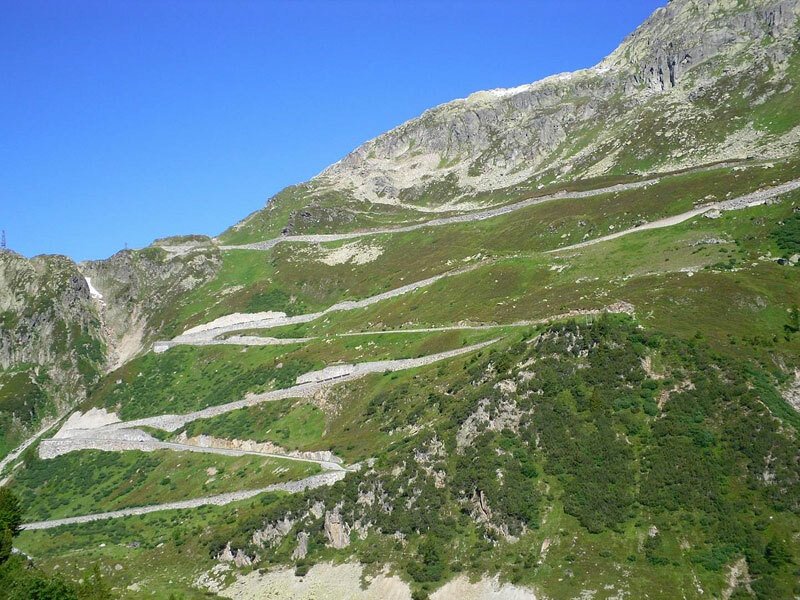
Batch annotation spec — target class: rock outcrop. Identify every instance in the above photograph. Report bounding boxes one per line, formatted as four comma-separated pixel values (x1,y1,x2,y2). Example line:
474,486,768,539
252,517,295,549
221,0,800,242
323,506,351,549
218,543,254,568
291,532,309,560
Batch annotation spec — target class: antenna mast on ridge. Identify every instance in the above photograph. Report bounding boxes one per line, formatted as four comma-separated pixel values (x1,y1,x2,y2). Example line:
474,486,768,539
1,230,5,249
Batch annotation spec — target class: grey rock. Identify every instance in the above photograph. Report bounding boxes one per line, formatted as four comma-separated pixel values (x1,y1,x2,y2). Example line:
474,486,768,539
291,532,309,561
324,506,351,549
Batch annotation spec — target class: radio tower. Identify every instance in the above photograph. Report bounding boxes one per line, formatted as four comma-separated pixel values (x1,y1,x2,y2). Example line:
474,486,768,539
1,230,5,249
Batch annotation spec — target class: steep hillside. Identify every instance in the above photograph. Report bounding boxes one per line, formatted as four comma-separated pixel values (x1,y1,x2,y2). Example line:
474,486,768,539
3,0,800,599
0,250,104,457
221,0,800,242
0,242,220,461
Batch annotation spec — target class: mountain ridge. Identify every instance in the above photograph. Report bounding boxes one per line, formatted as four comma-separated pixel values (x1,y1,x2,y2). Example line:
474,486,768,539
223,0,799,244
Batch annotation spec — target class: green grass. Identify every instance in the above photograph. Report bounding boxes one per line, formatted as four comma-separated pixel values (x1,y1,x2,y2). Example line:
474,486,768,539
86,329,498,421
158,159,800,344
0,368,52,458
11,449,318,521
183,399,326,450
279,188,800,374
87,344,314,420
13,320,800,599
15,492,296,599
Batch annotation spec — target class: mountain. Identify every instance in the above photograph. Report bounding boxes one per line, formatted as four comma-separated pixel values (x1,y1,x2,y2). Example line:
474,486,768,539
2,0,800,598
222,0,800,241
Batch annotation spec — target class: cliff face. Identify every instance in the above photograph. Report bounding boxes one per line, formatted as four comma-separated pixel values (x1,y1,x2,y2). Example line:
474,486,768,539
219,0,800,242
317,0,799,204
0,251,104,452
82,243,221,369
0,251,103,379
602,0,800,91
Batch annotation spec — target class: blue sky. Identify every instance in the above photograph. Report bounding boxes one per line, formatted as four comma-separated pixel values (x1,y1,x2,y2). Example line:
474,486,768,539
0,0,663,260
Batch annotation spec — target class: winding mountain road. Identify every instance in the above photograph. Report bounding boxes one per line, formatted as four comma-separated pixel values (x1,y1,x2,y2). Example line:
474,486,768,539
26,341,497,531
157,304,636,350
111,339,498,433
548,178,800,253
25,167,796,534
156,261,488,350
216,178,661,252
21,472,346,531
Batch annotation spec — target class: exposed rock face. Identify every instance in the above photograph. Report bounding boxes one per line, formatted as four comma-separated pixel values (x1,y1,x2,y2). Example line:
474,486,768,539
783,369,800,412
0,251,105,450
0,252,101,374
0,241,220,456
323,506,351,549
252,517,295,548
218,543,253,568
222,0,800,240
456,398,522,451
602,0,800,92
319,0,799,204
176,433,344,466
82,245,221,368
291,532,309,560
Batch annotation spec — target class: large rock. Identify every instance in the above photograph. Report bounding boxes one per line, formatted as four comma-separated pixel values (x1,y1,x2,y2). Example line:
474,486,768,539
324,507,351,549
292,532,309,560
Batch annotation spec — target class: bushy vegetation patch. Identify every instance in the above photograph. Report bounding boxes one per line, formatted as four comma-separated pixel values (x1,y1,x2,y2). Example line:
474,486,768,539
183,399,325,450
90,345,313,420
11,450,318,521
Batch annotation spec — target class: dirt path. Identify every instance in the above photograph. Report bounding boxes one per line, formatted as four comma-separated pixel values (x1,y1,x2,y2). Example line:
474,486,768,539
21,471,346,531
549,179,800,254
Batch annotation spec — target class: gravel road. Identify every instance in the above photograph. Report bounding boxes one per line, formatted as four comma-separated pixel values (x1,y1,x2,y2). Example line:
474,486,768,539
218,178,659,252
161,261,487,346
116,339,498,432
21,471,346,531
549,179,800,253
38,436,347,471
158,303,635,350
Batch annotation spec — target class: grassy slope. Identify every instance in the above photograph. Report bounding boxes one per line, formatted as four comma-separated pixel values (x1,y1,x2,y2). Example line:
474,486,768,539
153,159,800,343
14,319,800,599
9,50,800,599
12,449,318,521
84,329,497,421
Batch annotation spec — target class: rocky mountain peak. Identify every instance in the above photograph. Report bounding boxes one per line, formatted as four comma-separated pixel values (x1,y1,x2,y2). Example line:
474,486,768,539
303,0,800,212
601,0,800,92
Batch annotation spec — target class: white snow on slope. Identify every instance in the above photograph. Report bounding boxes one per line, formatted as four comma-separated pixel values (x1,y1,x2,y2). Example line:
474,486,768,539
85,277,104,301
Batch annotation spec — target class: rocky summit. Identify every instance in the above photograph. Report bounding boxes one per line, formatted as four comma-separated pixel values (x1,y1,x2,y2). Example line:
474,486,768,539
2,0,800,598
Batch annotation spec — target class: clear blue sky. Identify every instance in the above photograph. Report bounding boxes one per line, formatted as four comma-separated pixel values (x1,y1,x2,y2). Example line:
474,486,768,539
1,0,663,260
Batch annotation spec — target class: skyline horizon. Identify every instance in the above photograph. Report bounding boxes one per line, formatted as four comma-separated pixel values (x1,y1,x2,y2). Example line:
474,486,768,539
1,0,663,261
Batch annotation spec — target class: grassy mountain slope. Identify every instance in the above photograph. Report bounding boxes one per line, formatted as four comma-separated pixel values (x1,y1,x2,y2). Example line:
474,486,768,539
2,0,800,598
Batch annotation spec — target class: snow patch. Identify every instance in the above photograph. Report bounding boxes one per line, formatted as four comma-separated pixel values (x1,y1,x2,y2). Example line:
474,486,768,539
85,277,104,301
